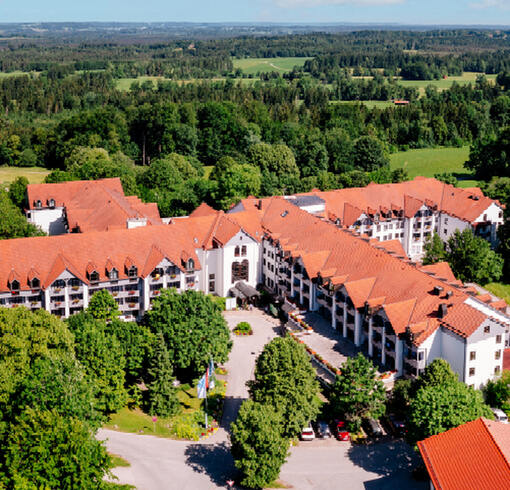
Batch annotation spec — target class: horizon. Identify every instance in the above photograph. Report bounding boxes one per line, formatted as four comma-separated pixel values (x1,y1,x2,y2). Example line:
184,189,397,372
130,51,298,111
1,0,510,27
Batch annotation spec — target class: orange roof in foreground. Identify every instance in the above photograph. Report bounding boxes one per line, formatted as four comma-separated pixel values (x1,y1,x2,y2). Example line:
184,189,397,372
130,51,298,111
27,178,162,232
418,418,510,490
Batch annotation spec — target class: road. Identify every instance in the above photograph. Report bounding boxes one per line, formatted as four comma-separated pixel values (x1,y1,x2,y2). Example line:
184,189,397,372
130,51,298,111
98,309,426,489
98,310,280,489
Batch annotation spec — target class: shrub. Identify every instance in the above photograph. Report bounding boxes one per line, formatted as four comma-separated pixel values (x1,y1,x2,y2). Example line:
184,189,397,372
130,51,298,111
234,322,253,336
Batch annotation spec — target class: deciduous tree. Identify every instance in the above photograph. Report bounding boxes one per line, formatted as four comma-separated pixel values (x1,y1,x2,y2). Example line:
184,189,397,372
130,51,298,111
231,400,289,489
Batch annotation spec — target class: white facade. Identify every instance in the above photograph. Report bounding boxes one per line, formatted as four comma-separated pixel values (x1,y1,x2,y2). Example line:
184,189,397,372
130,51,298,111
27,207,67,235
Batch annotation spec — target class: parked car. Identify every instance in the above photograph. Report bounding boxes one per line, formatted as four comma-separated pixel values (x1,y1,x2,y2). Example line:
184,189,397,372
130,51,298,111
491,408,509,424
363,418,383,438
388,414,407,436
333,420,350,441
315,420,332,439
300,426,316,441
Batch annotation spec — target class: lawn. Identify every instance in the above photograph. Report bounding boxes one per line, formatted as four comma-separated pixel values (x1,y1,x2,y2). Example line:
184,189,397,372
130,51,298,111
0,166,50,185
115,76,172,91
0,70,32,78
484,283,510,305
398,72,497,96
389,146,478,186
233,57,312,75
105,379,226,441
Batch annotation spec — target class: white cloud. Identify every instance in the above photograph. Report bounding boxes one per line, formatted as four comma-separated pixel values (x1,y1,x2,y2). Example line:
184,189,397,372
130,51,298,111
470,0,510,8
276,0,404,7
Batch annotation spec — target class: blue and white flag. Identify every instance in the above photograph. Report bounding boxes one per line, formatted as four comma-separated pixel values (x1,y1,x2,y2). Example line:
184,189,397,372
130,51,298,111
197,374,207,399
208,359,215,390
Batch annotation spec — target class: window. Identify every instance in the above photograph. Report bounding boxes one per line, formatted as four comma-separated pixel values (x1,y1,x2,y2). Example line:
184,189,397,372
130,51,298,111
209,281,215,292
443,229,447,235
35,200,42,208
445,218,448,224
232,260,249,283
128,266,138,278
48,198,55,208
9,279,20,291
108,268,118,280
234,246,240,257
418,351,424,361
495,350,501,360
469,367,475,376
495,366,501,374
496,334,502,344
470,351,476,361
53,279,65,289
89,271,99,283
241,245,247,256
484,325,490,334
187,259,194,271
186,276,195,285
30,277,40,289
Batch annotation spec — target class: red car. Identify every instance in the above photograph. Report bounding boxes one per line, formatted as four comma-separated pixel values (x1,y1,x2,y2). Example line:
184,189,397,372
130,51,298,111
334,420,350,441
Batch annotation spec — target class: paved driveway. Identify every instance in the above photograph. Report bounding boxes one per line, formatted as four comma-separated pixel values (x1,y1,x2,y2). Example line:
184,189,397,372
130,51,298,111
98,309,280,489
98,309,425,490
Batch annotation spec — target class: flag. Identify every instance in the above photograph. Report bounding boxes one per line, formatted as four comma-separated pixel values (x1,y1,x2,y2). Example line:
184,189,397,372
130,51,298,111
197,374,207,399
208,358,215,390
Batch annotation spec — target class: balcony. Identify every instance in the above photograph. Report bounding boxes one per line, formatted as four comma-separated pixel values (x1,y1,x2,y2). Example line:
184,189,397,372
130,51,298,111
70,285,83,293
151,290,161,298
29,301,42,309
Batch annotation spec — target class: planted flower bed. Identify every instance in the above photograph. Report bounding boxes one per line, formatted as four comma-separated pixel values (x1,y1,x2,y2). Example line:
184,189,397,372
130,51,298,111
233,321,253,336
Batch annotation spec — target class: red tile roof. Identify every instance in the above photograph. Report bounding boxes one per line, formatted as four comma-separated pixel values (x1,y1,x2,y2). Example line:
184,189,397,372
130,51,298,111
420,262,457,282
418,418,510,490
296,177,501,226
27,178,162,232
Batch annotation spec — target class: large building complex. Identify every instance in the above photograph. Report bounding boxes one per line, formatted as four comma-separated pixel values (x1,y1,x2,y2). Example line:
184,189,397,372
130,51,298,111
1,179,509,389
26,178,162,234
289,177,504,260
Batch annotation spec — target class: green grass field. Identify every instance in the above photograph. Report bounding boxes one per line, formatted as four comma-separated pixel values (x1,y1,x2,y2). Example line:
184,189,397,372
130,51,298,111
233,57,312,75
484,283,510,305
0,166,50,185
399,72,497,96
389,146,477,187
0,71,32,78
115,76,172,91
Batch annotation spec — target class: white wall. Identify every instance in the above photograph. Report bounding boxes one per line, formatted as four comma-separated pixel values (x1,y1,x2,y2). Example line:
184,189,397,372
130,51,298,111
27,208,66,235
440,328,467,382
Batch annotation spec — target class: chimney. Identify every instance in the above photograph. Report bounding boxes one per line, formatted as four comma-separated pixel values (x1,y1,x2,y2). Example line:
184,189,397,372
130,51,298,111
438,303,448,318
257,199,262,210
446,290,453,299
433,285,444,296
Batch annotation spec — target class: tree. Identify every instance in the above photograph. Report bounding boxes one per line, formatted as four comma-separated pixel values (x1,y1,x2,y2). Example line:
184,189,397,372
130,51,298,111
417,358,459,389
144,289,232,380
408,379,493,444
485,370,510,413
248,336,321,438
87,289,120,321
8,176,28,209
231,400,289,489
211,162,261,211
352,136,389,172
144,333,179,418
4,408,111,489
107,319,154,385
446,229,503,284
0,189,45,239
466,127,510,180
423,233,447,265
67,313,128,416
329,353,386,431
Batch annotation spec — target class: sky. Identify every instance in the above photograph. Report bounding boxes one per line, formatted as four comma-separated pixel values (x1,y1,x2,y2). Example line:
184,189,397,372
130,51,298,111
1,0,510,26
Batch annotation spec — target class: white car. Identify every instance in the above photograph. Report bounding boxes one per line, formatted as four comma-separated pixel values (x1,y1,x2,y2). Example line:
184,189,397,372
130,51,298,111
491,408,509,424
300,426,315,441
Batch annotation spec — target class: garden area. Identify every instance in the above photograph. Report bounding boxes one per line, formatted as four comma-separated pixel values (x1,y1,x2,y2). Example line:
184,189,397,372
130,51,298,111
105,378,227,441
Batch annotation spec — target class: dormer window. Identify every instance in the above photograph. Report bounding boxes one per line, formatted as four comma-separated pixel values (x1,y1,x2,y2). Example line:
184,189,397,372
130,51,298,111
30,277,40,289
9,279,20,291
108,268,118,280
48,198,55,208
35,200,42,208
187,259,195,271
88,271,99,283
127,266,138,278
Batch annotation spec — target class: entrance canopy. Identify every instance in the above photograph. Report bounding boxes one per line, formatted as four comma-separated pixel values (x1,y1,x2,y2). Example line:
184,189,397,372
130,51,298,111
229,281,260,304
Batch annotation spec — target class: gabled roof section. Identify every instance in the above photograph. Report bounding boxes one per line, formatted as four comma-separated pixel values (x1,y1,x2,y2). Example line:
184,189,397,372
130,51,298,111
384,298,417,335
44,254,82,288
343,202,364,227
142,245,166,278
418,418,510,490
344,277,376,308
441,302,487,338
404,194,424,218
420,262,457,282
190,202,217,218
